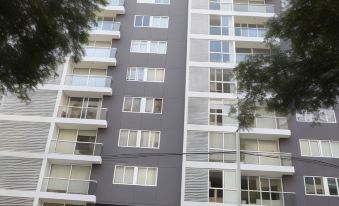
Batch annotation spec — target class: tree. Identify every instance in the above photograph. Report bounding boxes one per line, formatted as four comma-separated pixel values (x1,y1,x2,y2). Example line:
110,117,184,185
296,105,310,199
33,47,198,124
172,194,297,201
235,0,339,127
0,0,106,100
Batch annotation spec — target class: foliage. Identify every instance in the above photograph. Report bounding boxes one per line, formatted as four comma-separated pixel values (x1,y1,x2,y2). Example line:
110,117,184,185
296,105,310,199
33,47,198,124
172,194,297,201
235,0,339,128
0,0,106,100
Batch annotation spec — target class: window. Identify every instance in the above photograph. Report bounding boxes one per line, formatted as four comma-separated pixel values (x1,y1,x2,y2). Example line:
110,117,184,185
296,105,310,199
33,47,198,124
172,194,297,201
209,99,237,125
209,132,236,163
68,68,108,87
296,109,336,123
118,129,160,149
209,170,237,203
209,15,231,35
240,139,283,166
300,139,339,158
127,67,165,82
209,0,232,11
327,178,339,196
137,0,170,4
209,68,236,93
50,129,98,156
43,164,92,194
134,16,169,28
60,97,104,119
209,40,232,63
304,176,324,195
130,40,167,54
123,97,163,114
241,176,283,205
113,165,158,186
235,23,267,37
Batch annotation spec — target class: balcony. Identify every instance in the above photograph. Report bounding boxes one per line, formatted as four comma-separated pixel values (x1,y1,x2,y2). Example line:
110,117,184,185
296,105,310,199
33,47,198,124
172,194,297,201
240,151,294,176
76,47,117,69
100,0,125,15
55,106,107,129
234,3,275,14
235,27,267,38
48,140,103,164
41,177,96,195
241,191,296,206
62,75,112,96
50,139,102,156
90,21,121,40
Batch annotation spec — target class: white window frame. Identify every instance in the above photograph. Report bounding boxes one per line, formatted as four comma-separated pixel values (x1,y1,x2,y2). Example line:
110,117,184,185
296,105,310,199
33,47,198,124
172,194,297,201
208,99,237,126
134,15,169,28
137,0,170,5
130,40,167,54
208,132,236,163
209,68,236,93
296,109,337,123
126,67,165,82
113,165,158,186
123,96,163,114
208,169,238,204
209,40,232,63
118,129,161,149
304,176,325,196
299,139,339,158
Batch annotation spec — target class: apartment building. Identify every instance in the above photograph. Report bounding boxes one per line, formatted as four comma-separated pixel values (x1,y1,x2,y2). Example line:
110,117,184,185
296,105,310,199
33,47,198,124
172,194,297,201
0,0,338,206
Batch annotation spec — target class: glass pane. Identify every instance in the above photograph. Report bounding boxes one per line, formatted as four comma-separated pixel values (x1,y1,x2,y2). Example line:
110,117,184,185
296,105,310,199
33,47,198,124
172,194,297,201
249,191,261,204
331,142,339,157
147,69,156,81
210,171,223,188
50,165,71,178
300,140,311,156
154,99,162,113
328,178,338,195
145,98,154,113
137,168,147,185
71,166,91,180
270,179,282,192
114,166,124,183
321,141,332,157
314,177,324,194
248,176,259,190
241,176,248,190
124,167,134,184
224,170,236,189
305,177,315,194
261,178,269,191
209,132,223,149
259,140,278,152
132,98,141,112
210,41,221,52
128,131,137,147
146,168,157,185
123,98,133,111
140,131,150,147
119,130,129,146
310,141,320,156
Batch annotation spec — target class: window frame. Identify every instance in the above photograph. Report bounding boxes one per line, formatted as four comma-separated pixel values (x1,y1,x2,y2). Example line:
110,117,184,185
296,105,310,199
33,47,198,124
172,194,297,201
209,68,236,94
130,40,167,54
303,176,325,195
122,96,163,114
118,129,161,149
299,139,339,158
134,15,169,28
296,109,337,123
113,165,158,186
136,0,170,5
126,67,165,82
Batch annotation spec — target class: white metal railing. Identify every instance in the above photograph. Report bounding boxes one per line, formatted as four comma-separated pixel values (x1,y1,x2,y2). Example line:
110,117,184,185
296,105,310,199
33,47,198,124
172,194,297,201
58,106,107,120
64,75,112,88
209,2,275,13
83,47,117,58
253,116,289,130
240,151,292,166
41,177,97,195
235,27,267,38
234,3,275,13
241,191,296,206
49,139,103,156
91,21,120,31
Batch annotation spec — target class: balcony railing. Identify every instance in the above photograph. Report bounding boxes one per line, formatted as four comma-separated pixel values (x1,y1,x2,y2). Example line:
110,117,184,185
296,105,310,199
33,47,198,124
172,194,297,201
41,177,97,195
240,151,292,166
235,27,267,38
58,106,107,120
236,53,269,63
107,0,124,6
241,191,296,206
234,3,275,13
49,140,103,156
252,116,289,130
65,75,112,88
91,21,120,32
83,47,117,58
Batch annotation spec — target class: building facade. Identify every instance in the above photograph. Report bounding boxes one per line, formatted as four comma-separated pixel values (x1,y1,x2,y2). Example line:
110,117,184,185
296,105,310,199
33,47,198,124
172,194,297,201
0,0,338,206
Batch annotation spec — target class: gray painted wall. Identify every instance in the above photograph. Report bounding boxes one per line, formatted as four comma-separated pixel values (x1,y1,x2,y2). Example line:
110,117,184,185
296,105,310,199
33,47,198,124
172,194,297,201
91,0,188,205
280,107,339,206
